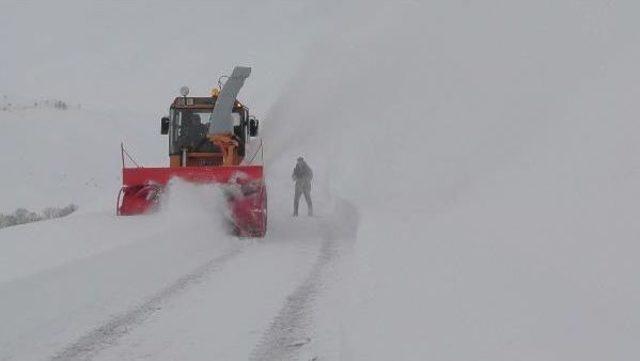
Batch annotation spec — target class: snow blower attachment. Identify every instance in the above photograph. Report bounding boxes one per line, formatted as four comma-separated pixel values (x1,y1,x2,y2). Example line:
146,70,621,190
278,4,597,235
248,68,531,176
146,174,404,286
117,66,267,237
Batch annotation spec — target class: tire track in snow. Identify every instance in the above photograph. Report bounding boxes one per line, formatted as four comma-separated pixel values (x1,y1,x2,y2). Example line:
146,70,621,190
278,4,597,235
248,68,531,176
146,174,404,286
250,238,337,361
49,244,246,361
250,200,358,361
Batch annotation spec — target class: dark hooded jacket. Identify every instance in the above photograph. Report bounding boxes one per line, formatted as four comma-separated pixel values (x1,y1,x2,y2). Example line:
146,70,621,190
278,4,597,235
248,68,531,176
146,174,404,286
292,160,313,183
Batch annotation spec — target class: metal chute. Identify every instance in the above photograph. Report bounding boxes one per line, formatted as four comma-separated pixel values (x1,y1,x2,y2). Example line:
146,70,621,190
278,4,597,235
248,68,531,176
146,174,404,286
208,66,251,135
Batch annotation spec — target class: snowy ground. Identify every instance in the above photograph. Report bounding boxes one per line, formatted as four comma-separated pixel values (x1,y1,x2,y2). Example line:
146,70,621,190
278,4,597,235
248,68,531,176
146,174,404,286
1,175,357,361
2,1,640,360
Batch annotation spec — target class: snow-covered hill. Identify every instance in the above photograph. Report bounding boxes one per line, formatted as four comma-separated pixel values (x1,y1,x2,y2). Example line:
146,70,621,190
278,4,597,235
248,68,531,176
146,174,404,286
2,1,640,360
0,105,163,213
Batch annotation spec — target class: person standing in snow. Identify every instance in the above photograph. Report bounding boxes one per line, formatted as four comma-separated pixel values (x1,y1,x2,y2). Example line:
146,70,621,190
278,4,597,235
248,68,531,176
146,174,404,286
292,156,313,216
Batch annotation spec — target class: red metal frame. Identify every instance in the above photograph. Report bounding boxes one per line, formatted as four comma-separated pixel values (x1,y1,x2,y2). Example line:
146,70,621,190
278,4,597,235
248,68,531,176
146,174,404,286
122,165,263,186
118,143,267,236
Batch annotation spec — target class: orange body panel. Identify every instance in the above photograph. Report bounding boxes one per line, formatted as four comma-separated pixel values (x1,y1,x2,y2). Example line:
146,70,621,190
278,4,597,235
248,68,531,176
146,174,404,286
169,155,181,167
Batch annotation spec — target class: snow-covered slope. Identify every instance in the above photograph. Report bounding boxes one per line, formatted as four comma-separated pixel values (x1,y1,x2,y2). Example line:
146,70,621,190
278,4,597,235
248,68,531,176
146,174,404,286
266,1,640,359
0,105,163,213
2,0,640,360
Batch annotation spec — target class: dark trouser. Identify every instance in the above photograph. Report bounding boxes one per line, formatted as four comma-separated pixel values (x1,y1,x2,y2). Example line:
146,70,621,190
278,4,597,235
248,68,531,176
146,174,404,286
294,181,312,216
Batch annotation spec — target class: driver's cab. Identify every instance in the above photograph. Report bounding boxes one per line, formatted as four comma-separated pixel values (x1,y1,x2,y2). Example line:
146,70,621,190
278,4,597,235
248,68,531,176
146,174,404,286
160,96,259,167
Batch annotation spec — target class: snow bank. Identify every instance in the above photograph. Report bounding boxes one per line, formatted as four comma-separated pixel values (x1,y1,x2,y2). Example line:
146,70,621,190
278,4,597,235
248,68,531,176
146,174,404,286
265,1,640,359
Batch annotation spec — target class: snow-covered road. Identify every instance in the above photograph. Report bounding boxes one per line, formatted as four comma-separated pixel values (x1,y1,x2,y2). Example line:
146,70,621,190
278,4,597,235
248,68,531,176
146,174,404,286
0,184,358,361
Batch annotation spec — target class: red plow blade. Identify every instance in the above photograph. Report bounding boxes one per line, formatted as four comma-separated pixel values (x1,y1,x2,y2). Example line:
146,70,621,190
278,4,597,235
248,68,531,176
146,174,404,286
117,165,267,237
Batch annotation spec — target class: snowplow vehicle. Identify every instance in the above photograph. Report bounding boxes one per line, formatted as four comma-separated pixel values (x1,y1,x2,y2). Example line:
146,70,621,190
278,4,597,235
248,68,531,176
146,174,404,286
117,66,267,237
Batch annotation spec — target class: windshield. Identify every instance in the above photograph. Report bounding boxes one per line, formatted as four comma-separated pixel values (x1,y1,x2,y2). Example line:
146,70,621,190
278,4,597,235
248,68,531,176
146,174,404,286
170,110,211,154
178,110,211,127
169,109,245,155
